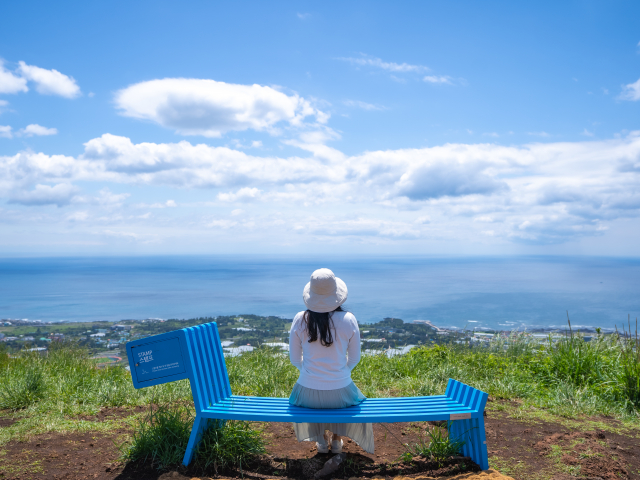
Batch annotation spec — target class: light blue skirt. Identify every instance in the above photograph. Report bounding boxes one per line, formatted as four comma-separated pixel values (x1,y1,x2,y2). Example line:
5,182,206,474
289,382,374,453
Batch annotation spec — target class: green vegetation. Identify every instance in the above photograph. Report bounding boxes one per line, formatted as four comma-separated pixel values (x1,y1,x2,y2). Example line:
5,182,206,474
618,318,640,409
1,320,639,472
121,404,265,472
401,423,466,466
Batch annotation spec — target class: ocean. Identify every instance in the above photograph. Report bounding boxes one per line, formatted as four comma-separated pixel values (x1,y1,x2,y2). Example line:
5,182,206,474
0,255,638,333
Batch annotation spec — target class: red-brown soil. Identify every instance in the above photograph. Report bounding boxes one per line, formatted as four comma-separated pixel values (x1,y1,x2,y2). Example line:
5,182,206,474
1,407,639,480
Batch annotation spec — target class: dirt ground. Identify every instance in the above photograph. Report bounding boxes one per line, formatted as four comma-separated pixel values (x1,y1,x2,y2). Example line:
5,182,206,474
1,407,639,480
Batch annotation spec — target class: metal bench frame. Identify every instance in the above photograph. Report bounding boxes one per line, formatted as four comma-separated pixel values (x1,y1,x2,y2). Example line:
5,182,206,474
126,322,489,469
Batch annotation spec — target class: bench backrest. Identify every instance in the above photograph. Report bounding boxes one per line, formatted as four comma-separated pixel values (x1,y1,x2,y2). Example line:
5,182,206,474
445,377,488,413
126,322,232,410
183,323,232,410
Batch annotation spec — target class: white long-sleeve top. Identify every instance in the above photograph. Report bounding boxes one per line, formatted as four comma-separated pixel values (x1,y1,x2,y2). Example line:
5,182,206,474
289,310,361,390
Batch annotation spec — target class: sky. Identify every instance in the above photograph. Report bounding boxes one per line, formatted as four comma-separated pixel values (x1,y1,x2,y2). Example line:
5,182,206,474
1,1,640,256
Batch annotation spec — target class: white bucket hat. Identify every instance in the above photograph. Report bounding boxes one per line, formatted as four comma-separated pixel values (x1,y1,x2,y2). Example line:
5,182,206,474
303,268,348,313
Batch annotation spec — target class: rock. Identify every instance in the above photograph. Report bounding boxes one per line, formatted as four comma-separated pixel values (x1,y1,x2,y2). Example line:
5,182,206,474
314,452,346,479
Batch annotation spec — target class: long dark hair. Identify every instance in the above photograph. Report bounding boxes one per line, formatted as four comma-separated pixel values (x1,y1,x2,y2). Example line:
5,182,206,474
303,306,344,347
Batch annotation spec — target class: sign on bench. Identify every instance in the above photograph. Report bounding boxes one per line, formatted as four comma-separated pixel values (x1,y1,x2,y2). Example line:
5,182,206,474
127,331,190,388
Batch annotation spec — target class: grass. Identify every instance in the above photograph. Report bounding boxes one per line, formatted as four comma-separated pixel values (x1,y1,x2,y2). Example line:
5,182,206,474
400,423,465,466
618,317,640,409
1,319,639,472
120,403,266,472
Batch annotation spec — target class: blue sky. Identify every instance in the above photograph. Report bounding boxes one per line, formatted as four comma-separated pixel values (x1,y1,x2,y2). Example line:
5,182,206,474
1,1,640,256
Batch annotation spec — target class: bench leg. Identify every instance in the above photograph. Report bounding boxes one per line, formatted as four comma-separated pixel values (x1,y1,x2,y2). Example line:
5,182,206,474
183,415,206,466
449,417,489,470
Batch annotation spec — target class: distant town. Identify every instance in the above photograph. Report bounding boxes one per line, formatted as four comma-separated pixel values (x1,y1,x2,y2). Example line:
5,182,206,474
0,314,577,367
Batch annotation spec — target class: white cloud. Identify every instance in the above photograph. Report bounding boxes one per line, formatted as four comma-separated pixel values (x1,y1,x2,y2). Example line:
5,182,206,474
19,124,58,137
8,183,78,207
218,187,262,202
3,132,640,245
582,128,594,137
620,78,640,101
297,12,311,19
88,188,130,207
337,54,430,73
423,75,452,84
0,125,12,138
527,131,551,137
230,139,263,149
67,211,89,222
343,100,385,111
134,199,177,208
115,78,326,137
17,61,80,98
394,160,508,200
0,61,28,94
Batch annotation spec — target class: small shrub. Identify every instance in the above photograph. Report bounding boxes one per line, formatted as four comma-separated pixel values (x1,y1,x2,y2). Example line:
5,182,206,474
542,316,617,388
122,403,266,472
618,318,640,409
196,418,266,472
123,404,193,469
402,423,465,466
0,366,45,410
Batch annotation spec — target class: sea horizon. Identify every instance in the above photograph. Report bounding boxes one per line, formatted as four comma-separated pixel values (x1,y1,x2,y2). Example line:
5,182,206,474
1,254,639,333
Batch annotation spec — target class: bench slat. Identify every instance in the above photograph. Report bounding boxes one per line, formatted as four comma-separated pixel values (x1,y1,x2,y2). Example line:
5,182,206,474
226,395,459,406
206,403,478,416
199,409,478,423
206,324,232,398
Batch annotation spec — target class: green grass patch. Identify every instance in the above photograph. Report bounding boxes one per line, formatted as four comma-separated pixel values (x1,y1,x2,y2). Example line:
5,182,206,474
401,423,465,466
120,403,266,472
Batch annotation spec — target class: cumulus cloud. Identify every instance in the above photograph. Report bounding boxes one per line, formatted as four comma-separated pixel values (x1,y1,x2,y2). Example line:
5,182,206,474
2,132,640,245
620,78,640,101
337,54,430,73
19,124,58,137
17,62,80,98
114,79,327,137
218,187,262,202
8,183,78,207
395,162,508,200
0,61,28,94
0,124,58,138
135,199,177,208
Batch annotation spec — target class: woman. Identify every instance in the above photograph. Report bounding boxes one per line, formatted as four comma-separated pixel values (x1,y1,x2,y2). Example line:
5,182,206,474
289,268,374,454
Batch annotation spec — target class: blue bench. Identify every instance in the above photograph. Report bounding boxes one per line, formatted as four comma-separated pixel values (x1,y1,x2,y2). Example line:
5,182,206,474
125,322,489,469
